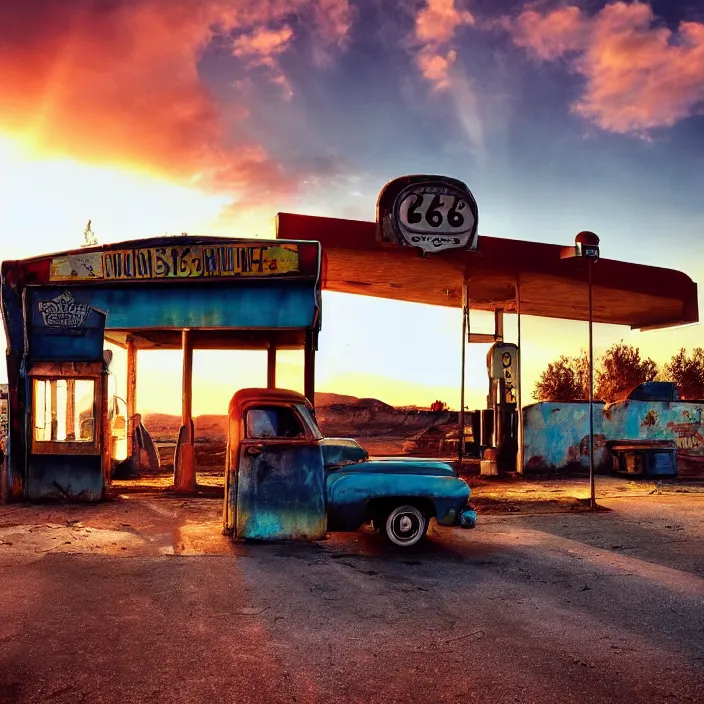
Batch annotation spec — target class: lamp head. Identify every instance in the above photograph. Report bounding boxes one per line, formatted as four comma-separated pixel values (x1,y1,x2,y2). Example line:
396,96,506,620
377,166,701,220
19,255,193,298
571,231,600,260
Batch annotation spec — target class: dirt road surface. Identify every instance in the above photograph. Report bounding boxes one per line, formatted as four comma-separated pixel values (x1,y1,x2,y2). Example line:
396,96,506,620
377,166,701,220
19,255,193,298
1,494,703,703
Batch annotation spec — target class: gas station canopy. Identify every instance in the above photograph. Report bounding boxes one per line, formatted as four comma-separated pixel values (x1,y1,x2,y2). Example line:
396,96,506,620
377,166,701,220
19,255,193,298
276,213,699,331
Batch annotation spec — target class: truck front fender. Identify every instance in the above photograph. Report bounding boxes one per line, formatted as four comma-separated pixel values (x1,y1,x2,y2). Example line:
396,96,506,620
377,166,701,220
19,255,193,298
325,472,470,531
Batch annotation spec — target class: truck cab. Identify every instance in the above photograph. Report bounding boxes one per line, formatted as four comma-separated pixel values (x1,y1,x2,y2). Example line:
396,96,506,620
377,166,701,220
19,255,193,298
223,388,477,547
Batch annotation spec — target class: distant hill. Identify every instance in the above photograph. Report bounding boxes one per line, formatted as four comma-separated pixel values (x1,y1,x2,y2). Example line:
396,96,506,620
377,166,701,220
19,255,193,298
315,392,361,406
142,392,450,447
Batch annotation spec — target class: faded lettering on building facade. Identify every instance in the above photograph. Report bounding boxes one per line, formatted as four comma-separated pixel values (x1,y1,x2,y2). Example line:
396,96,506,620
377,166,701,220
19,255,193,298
49,244,300,282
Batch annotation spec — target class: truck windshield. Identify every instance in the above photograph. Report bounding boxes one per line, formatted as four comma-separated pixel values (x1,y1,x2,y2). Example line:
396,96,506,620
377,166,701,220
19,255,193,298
296,404,323,440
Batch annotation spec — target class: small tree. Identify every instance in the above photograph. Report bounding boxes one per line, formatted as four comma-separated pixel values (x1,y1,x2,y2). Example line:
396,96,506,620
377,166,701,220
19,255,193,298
663,348,704,400
596,342,657,402
534,352,589,402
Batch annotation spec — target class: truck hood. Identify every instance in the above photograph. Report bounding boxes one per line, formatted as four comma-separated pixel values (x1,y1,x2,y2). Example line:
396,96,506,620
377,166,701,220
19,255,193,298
321,438,456,476
332,457,457,477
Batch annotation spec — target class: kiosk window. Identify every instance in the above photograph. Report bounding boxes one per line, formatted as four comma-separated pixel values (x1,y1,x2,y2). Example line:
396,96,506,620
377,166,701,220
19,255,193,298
33,379,95,443
246,406,305,439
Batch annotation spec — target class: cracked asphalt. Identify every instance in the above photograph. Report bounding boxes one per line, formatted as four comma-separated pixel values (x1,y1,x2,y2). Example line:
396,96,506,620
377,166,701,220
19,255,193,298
1,494,703,703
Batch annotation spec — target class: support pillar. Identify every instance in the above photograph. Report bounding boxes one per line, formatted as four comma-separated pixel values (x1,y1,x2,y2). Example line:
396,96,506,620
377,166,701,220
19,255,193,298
174,328,196,492
515,278,524,474
182,329,193,428
126,336,137,456
304,330,316,405
494,308,504,341
50,380,58,441
587,260,595,509
458,280,468,468
66,379,76,441
267,344,277,389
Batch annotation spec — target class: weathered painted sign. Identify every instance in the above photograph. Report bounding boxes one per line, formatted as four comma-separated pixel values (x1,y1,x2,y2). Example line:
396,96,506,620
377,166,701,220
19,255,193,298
49,243,300,282
376,175,479,254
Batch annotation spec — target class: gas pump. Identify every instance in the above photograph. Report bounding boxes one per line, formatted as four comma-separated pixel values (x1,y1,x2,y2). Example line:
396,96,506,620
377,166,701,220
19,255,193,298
486,342,519,471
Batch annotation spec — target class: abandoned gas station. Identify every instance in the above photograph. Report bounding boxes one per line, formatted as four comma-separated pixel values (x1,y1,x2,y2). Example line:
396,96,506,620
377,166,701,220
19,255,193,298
0,175,699,503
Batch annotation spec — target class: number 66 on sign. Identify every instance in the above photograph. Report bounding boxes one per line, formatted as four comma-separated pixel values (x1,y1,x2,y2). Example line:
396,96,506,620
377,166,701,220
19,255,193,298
376,175,479,255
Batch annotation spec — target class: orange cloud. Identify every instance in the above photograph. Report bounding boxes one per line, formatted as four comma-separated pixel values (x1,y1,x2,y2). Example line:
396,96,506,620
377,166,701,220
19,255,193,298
310,0,356,65
0,0,353,205
506,2,704,135
414,0,475,90
233,25,296,100
233,25,296,56
229,0,354,95
510,6,584,60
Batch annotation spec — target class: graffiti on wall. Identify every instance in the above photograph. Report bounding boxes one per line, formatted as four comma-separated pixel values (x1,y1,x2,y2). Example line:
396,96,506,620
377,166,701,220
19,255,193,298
523,399,704,473
38,291,93,328
49,243,300,282
667,407,704,456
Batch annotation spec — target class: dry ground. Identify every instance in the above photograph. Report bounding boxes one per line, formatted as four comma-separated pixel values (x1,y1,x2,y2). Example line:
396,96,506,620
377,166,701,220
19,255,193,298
1,493,703,703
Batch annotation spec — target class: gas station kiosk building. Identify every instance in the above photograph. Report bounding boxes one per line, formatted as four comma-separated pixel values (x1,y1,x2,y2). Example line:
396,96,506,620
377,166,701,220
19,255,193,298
1,238,321,501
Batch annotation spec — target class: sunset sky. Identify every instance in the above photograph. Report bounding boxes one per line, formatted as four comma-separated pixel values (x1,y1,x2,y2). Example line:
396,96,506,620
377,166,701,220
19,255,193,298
1,0,703,415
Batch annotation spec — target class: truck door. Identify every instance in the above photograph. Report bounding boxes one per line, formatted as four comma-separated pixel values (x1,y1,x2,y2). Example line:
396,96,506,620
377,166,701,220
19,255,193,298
236,403,326,541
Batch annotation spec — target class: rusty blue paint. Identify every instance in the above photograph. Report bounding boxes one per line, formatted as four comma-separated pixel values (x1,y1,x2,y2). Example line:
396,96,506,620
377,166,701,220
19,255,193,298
235,443,327,540
460,508,477,528
28,300,107,362
325,469,471,530
26,454,103,501
1,267,24,356
29,283,317,330
337,458,458,476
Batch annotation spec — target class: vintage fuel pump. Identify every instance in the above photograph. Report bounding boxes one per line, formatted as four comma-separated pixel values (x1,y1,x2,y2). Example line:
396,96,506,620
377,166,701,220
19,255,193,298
486,342,520,471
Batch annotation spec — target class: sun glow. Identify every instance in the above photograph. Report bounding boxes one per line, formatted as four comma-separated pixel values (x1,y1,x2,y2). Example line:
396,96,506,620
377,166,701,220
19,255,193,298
0,135,233,258
0,132,281,399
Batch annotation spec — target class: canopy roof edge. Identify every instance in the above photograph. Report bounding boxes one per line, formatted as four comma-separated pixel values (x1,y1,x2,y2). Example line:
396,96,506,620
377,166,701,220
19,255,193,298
275,212,698,331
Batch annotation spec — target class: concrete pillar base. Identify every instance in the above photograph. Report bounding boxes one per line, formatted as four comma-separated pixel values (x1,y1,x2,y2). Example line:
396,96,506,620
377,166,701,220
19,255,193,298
173,421,196,493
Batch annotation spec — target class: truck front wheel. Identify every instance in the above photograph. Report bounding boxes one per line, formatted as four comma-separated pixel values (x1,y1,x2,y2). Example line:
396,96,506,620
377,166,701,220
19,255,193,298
385,505,428,547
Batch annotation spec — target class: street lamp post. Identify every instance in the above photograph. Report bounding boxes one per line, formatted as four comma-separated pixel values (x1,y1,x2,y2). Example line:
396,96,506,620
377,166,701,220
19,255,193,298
561,231,600,511
587,254,595,510
458,280,468,469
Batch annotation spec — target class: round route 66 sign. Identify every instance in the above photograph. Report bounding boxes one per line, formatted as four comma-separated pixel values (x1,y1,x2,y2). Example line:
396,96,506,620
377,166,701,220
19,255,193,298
376,175,478,254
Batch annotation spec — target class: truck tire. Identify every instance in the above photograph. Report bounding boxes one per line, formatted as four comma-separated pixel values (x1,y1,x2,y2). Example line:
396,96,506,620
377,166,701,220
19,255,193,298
385,504,428,547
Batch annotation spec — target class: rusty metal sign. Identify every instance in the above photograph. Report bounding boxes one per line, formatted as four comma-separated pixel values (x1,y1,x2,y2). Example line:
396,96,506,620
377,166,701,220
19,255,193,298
377,175,479,254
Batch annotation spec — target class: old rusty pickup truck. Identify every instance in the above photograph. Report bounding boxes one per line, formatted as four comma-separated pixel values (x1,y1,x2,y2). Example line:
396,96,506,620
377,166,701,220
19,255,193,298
223,388,477,547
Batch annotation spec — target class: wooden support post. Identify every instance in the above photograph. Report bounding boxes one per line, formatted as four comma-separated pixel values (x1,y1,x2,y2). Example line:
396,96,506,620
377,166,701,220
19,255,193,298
50,380,58,441
100,369,111,492
304,330,316,406
182,328,193,427
267,344,277,389
66,379,76,441
126,336,137,456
